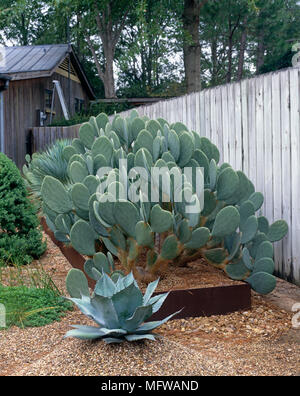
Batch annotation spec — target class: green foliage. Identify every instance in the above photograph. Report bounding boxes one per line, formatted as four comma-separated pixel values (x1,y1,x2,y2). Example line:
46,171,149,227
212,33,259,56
65,268,179,343
0,260,73,328
0,0,51,46
49,102,134,127
40,111,288,295
1,0,300,98
0,154,46,265
0,284,72,328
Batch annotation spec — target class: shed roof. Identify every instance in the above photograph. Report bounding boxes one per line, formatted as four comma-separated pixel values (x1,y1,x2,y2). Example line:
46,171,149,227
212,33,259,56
0,44,95,99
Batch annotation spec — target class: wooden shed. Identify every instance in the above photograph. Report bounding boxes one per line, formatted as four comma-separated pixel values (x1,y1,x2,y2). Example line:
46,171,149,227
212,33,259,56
0,44,95,168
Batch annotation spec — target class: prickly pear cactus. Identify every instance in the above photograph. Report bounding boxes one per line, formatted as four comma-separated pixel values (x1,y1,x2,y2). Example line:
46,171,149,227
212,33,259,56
41,111,288,295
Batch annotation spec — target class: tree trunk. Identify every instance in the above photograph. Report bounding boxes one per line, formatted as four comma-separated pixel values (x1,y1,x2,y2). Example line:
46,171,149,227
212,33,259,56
227,34,233,83
182,0,207,93
83,1,130,98
20,13,29,46
103,53,116,98
211,38,218,86
256,30,265,74
237,21,248,81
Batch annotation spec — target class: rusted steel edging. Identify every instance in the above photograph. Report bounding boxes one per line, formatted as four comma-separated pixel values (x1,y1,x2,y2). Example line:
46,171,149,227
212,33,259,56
41,217,252,320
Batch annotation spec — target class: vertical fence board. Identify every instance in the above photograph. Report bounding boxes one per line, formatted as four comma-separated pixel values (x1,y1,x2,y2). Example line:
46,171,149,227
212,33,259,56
280,71,292,278
199,91,206,136
263,74,273,224
234,82,243,171
210,87,217,147
221,85,229,164
230,84,236,167
290,68,300,284
248,78,257,190
241,79,249,175
255,77,265,200
216,87,223,164
271,73,283,274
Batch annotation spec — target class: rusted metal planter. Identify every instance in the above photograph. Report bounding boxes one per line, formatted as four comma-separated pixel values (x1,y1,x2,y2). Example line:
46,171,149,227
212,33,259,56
41,218,251,321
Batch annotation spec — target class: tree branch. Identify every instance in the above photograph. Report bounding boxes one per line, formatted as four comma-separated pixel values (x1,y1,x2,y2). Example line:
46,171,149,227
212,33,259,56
85,35,105,81
93,0,106,44
112,8,130,49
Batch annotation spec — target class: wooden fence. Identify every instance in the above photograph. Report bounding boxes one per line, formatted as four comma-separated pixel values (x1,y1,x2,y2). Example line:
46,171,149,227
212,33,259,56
31,67,300,286
30,124,81,153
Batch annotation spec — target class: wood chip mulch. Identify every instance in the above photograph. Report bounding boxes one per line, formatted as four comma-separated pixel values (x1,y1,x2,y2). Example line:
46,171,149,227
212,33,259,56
0,232,299,376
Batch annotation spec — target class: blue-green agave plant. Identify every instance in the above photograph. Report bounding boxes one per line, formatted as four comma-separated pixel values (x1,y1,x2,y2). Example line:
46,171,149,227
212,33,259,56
23,139,72,199
64,269,180,343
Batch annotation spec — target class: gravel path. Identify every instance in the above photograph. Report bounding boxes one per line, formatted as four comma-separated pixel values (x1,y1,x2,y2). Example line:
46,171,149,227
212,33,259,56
1,306,299,376
0,232,299,376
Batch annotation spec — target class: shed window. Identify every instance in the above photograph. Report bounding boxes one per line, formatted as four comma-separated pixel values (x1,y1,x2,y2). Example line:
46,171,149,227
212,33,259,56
45,89,53,109
75,98,85,113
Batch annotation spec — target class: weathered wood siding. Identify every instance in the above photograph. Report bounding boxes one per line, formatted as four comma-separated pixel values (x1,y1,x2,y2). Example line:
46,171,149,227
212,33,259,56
2,73,89,168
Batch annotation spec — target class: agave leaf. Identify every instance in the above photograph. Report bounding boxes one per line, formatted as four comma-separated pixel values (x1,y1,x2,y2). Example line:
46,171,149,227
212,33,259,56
91,295,120,329
94,273,116,297
94,327,127,336
122,272,138,288
114,273,138,293
103,337,124,344
136,310,182,334
124,305,153,332
149,292,169,314
66,296,105,325
65,325,127,340
143,278,160,305
112,283,144,325
125,334,156,342
64,326,105,340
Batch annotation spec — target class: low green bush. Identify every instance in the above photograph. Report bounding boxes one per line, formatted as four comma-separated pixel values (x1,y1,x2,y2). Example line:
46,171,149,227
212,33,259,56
0,153,46,265
0,284,72,328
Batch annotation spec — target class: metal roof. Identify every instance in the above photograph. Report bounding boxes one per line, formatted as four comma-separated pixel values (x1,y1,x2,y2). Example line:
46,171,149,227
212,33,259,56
0,44,95,99
0,44,69,75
